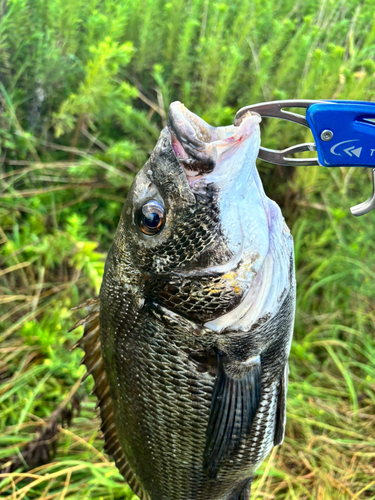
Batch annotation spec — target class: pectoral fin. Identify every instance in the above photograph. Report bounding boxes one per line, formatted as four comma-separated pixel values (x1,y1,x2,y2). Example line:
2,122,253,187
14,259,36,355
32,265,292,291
203,353,261,477
274,362,288,446
229,477,253,500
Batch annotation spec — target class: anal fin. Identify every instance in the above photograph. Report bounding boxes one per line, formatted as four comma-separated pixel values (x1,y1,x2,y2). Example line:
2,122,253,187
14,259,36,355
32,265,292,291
203,353,261,477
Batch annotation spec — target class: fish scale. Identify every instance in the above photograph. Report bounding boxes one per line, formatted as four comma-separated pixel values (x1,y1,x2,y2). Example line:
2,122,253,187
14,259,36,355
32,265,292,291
97,254,294,499
107,308,212,498
74,282,293,500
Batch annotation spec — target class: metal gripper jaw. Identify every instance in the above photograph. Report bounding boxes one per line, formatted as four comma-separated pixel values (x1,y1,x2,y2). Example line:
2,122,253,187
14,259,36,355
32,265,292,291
234,100,375,216
350,168,375,216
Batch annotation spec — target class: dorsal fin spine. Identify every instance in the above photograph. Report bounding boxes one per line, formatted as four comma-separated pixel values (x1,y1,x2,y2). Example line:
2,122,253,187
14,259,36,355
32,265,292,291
72,298,150,500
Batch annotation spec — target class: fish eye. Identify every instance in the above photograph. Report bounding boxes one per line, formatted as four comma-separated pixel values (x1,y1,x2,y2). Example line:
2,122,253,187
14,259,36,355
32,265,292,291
137,200,165,235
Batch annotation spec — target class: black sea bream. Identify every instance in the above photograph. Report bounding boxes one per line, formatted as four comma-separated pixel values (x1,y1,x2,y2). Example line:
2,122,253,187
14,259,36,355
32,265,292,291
74,102,296,500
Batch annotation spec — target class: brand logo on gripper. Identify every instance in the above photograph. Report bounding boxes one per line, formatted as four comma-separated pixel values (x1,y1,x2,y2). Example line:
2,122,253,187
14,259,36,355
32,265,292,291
330,139,362,158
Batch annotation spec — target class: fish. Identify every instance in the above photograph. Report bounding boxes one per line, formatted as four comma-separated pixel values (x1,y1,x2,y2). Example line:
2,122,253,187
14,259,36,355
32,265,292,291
73,101,296,500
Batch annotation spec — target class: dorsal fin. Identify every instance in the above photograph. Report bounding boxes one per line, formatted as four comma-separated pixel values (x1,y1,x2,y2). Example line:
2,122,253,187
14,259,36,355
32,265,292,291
71,297,150,500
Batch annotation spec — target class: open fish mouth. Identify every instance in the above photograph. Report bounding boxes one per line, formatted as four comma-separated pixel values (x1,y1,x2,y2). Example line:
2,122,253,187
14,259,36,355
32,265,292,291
168,101,261,186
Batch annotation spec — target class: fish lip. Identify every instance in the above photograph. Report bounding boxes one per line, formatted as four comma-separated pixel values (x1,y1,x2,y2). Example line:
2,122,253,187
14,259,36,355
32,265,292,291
167,101,216,179
167,101,261,185
234,109,261,127
168,101,261,147
167,101,214,150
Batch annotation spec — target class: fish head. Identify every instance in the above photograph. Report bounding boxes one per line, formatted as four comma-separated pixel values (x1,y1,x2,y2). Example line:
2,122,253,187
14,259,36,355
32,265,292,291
112,101,291,326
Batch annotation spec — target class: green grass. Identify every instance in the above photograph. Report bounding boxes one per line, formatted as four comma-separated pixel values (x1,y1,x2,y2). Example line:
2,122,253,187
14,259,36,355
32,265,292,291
1,0,375,498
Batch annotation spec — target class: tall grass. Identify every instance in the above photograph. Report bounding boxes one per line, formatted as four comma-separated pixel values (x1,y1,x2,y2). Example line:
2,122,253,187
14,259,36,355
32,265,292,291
1,0,375,498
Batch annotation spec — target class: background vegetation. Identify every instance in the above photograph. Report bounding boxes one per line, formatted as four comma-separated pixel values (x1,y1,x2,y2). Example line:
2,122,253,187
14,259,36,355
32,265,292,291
1,0,375,498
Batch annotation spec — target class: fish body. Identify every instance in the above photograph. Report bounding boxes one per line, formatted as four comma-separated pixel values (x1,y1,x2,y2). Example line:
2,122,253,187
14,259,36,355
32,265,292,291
77,103,295,500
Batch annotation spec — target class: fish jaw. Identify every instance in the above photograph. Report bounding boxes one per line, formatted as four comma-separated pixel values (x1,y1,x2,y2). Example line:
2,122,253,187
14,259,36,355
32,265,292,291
168,101,269,276
167,102,265,253
168,101,261,187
